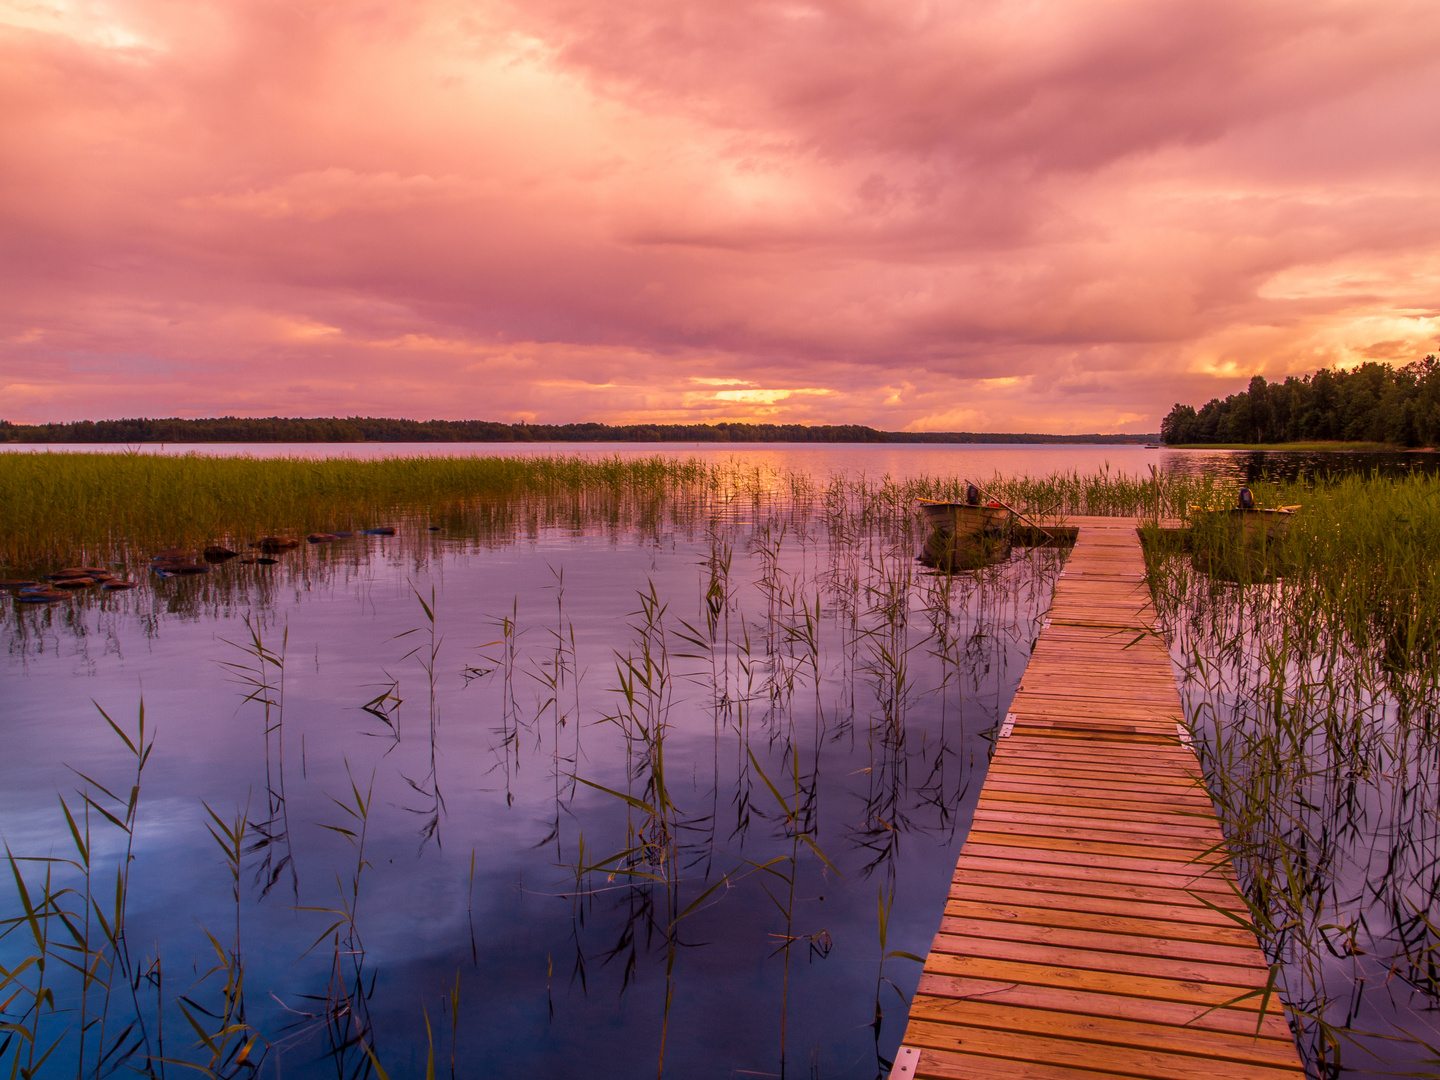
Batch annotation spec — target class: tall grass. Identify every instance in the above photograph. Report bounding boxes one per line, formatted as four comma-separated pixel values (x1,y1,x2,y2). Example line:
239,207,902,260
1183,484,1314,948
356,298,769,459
4,450,1245,573
1145,471,1440,1073
0,452,721,569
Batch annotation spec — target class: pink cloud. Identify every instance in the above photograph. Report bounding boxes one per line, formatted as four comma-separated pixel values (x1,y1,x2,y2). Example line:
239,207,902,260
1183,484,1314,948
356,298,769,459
2,0,1438,432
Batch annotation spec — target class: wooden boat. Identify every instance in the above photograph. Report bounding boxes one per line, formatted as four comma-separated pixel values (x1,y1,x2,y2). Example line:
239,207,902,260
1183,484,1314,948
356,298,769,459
917,496,1014,571
1190,502,1299,544
917,498,1013,539
1189,492,1300,581
1228,506,1297,542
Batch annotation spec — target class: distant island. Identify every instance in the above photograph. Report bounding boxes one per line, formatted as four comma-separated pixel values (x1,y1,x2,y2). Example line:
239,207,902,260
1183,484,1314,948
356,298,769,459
0,417,1157,445
1161,355,1440,447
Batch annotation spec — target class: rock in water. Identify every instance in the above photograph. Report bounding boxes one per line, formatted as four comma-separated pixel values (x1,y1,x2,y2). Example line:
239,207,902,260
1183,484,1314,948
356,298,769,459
253,536,300,551
152,558,212,577
17,588,70,602
203,546,239,562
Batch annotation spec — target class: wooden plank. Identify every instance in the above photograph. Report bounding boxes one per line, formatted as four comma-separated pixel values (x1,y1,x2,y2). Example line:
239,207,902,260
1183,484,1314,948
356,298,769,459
927,932,1272,989
896,517,1303,1079
904,1019,1303,1080
953,852,1239,897
919,953,1272,1011
943,882,1245,929
907,998,1299,1065
934,916,1264,968
940,898,1259,948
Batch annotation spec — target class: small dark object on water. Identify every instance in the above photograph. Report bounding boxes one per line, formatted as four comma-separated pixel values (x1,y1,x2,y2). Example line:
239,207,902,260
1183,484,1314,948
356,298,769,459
253,536,300,551
151,557,212,576
151,550,206,574
307,533,341,543
17,587,70,602
0,580,41,589
360,527,396,536
102,580,139,590
428,526,440,532
240,557,278,565
203,546,239,562
47,567,116,587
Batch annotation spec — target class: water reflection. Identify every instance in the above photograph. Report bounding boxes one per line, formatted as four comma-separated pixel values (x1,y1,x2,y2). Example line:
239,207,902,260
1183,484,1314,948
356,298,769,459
0,481,1061,1079
1161,447,1440,483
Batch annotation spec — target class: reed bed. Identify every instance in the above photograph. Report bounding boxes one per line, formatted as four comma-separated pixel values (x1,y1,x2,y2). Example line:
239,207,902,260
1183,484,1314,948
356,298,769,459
0,452,721,569
1145,472,1440,1074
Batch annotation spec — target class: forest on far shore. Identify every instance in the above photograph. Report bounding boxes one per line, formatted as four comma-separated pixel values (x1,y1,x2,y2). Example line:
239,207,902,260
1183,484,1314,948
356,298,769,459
1161,355,1440,447
0,417,1154,445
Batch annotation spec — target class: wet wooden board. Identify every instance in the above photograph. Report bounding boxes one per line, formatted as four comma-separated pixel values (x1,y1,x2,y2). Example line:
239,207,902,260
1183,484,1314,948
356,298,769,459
893,517,1303,1079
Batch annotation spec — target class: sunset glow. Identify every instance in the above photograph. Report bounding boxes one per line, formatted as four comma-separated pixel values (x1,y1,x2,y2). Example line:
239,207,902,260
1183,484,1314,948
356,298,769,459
3,0,1439,431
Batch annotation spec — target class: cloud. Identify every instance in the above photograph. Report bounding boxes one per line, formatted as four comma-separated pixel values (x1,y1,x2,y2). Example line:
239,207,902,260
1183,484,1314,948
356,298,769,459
2,0,1439,430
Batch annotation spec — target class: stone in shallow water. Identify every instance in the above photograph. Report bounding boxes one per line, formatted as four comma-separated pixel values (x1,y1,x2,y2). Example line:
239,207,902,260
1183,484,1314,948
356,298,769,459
151,560,212,577
360,527,396,536
239,557,278,565
307,533,340,543
203,546,239,562
252,536,299,551
52,577,97,589
0,580,40,589
16,588,70,602
101,580,139,590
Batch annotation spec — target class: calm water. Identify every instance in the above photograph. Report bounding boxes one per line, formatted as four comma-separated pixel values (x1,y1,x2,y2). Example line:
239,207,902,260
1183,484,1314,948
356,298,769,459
5,445,1438,1079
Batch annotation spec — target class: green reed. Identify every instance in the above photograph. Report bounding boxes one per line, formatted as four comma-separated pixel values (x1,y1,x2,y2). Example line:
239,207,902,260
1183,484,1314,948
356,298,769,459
0,452,725,570
3,450,1242,576
2,703,160,1078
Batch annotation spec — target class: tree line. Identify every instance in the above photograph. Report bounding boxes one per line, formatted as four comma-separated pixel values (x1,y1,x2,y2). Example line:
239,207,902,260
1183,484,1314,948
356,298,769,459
0,416,1153,444
1160,356,1440,447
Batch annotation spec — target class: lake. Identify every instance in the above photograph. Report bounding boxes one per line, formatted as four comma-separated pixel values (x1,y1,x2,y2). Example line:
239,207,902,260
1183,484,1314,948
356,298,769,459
12,439,1440,482
3,444,1437,1079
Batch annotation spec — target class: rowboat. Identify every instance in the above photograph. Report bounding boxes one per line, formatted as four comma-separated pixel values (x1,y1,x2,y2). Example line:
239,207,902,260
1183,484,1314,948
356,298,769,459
917,498,1013,539
1190,494,1300,544
1227,507,1297,542
917,495,1015,571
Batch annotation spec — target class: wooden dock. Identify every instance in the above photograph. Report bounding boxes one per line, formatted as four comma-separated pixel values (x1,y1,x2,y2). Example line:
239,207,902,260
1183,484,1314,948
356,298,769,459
891,516,1304,1080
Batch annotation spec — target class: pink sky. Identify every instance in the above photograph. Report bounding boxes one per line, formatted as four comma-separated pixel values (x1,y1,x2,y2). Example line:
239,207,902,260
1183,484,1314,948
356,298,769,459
3,0,1439,433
